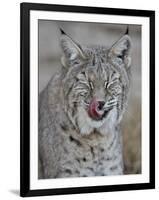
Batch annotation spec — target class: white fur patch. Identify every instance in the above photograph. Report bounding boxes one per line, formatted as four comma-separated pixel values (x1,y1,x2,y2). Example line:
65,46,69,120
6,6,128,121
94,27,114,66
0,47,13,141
77,106,118,135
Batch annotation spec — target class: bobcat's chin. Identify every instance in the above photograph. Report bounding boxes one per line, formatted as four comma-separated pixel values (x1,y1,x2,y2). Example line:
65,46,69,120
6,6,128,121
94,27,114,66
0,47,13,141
76,106,118,136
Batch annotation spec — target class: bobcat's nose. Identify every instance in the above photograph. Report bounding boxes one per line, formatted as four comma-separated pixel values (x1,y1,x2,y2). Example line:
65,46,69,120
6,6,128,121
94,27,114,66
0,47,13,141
98,101,105,110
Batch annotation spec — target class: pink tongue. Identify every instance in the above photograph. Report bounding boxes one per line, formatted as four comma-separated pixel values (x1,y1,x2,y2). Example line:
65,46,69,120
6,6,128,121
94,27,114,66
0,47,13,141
88,99,103,119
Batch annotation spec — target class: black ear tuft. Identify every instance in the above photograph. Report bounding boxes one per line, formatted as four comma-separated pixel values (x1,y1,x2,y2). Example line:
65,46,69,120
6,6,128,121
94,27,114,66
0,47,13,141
60,28,66,35
125,26,129,35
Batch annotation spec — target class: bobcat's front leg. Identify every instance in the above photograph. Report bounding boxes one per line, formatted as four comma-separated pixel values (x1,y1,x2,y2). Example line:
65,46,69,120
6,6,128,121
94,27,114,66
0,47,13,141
38,127,59,179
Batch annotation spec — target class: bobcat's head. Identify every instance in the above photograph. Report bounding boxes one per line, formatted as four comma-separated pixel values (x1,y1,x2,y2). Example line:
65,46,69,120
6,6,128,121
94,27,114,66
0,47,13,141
60,28,131,135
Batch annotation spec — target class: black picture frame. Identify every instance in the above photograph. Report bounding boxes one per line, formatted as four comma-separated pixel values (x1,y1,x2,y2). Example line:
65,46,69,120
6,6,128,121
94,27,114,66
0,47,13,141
20,2,155,197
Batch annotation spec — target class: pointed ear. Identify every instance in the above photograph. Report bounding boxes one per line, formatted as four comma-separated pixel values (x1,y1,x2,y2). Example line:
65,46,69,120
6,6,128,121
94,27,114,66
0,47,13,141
108,34,132,68
60,29,86,67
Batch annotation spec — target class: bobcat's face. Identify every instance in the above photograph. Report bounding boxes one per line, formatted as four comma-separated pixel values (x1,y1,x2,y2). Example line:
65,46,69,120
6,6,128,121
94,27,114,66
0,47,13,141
61,29,131,135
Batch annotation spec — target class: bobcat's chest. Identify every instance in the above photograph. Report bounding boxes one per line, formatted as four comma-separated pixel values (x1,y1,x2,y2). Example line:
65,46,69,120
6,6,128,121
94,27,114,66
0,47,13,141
57,129,123,177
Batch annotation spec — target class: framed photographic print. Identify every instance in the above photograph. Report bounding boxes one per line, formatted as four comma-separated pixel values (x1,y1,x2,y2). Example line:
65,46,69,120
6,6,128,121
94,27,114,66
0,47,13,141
20,2,155,197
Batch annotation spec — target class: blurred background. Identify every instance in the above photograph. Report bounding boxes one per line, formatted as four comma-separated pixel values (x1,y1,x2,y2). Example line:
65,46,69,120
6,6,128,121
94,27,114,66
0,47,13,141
39,20,141,175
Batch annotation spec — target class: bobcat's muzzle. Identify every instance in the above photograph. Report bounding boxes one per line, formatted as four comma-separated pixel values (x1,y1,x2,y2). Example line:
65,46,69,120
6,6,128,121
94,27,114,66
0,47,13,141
88,98,105,120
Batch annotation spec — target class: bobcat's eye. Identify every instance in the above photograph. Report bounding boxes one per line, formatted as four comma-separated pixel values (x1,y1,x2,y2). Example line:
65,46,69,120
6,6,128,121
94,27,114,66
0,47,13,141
73,59,81,65
89,81,94,90
74,61,80,65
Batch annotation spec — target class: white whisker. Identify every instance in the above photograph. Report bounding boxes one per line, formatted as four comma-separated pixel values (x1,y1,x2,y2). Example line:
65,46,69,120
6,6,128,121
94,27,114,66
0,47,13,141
103,100,117,110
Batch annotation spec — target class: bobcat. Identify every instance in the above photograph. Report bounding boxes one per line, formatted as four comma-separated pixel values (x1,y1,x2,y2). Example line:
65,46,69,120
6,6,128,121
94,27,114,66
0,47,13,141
38,28,132,179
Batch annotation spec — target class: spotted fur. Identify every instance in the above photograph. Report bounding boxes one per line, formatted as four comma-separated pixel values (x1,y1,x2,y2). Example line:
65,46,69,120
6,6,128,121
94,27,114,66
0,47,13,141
38,29,131,178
